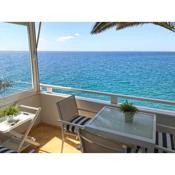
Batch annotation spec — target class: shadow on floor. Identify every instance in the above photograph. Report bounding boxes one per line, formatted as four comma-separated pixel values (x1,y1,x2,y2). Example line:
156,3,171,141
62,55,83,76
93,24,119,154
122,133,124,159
24,123,80,153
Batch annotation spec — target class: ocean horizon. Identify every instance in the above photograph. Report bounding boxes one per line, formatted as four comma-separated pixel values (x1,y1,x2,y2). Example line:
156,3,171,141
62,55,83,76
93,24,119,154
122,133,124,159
1,51,175,110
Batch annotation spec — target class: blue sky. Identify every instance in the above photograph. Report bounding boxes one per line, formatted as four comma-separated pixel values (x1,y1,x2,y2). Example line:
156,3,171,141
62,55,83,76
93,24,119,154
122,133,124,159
0,22,175,51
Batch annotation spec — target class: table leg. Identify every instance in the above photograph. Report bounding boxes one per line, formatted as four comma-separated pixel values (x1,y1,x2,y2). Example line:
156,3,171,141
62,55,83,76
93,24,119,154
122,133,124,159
9,130,40,147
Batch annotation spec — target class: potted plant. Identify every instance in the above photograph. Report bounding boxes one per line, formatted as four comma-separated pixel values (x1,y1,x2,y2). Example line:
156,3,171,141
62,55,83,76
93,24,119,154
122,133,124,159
119,100,138,123
0,105,20,123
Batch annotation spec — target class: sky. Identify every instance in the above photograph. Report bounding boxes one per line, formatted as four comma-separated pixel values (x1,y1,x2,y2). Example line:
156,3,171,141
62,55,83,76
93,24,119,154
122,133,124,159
0,22,175,51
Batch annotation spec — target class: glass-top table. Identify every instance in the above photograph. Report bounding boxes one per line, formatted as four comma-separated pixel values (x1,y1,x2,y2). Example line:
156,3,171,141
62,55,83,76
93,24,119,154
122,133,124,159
86,106,156,147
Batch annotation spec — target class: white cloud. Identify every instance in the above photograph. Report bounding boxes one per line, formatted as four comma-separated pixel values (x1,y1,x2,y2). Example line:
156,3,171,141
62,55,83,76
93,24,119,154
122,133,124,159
57,35,74,42
56,33,80,42
74,33,80,36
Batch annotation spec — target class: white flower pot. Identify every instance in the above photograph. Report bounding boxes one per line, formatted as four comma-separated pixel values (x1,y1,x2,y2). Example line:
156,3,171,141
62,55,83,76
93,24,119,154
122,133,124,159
0,115,15,123
0,116,9,123
124,112,135,123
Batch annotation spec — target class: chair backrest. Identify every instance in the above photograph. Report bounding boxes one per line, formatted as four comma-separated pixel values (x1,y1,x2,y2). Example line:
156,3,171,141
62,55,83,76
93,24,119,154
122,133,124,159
56,95,79,122
79,127,127,153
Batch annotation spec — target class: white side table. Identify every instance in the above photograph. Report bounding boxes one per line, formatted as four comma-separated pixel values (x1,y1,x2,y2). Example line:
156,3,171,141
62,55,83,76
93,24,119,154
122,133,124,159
0,105,41,152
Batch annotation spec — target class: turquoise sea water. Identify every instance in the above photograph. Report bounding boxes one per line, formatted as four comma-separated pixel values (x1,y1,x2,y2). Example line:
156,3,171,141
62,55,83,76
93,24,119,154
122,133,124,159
1,51,175,110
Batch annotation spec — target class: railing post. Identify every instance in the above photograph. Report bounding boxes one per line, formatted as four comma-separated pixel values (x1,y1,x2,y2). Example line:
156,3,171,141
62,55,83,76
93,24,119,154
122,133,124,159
46,86,53,93
111,96,118,104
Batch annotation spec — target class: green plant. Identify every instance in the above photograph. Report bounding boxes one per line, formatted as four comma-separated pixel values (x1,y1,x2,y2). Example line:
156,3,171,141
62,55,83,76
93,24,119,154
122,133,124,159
0,105,20,118
91,22,175,34
0,109,4,118
119,100,138,113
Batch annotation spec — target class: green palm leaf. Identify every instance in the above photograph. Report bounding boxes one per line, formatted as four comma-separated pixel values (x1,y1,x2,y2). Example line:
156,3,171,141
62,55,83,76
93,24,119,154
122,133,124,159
91,22,175,34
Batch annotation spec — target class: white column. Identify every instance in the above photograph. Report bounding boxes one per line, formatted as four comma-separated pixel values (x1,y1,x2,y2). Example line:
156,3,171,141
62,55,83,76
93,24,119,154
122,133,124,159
27,23,40,93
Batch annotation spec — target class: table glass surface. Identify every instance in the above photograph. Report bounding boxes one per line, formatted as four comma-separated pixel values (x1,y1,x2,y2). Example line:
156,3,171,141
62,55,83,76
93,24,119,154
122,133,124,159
88,107,155,140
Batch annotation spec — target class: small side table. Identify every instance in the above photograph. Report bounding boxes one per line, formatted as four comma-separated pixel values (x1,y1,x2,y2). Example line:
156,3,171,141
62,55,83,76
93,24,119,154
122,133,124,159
0,105,41,152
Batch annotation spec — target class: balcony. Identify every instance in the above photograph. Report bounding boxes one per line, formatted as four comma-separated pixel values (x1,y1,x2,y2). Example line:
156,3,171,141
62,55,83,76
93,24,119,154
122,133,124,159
1,22,175,153
1,82,174,153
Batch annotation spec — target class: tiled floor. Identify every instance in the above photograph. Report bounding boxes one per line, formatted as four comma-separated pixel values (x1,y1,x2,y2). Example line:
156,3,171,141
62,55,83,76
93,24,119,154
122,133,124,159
25,123,80,153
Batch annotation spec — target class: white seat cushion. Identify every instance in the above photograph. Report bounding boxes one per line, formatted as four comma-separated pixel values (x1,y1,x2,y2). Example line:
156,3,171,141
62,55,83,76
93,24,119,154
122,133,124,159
65,115,91,133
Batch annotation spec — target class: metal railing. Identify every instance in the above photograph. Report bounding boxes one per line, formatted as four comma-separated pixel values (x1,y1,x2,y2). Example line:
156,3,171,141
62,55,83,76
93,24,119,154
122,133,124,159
40,83,175,107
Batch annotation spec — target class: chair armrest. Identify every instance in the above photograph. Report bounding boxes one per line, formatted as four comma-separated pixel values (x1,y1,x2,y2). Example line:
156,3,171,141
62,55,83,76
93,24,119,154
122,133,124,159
154,145,175,153
57,119,84,128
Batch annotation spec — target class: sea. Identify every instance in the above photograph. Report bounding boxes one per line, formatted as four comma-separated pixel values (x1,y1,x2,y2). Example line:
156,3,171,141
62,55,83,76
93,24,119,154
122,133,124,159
1,51,175,110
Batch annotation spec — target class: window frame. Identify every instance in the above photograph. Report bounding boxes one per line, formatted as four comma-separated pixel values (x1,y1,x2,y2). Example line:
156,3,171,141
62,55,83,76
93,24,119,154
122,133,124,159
0,22,40,106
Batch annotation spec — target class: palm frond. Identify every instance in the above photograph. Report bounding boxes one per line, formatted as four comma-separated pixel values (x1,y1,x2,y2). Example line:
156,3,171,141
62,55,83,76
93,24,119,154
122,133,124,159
153,22,175,32
115,22,145,30
91,22,117,34
91,22,175,34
